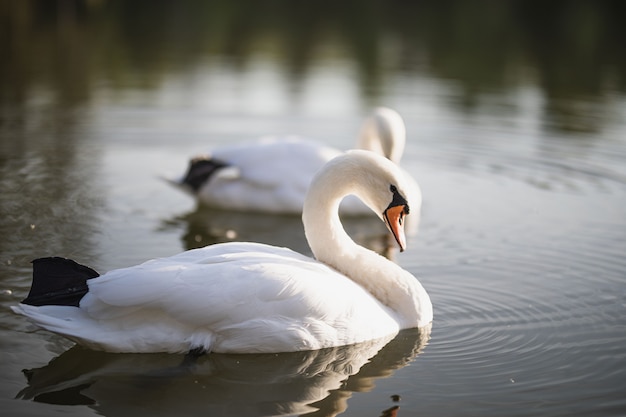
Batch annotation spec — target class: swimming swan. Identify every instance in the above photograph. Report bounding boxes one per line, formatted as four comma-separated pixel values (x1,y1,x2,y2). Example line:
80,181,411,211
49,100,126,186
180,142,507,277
13,150,433,354
169,107,420,214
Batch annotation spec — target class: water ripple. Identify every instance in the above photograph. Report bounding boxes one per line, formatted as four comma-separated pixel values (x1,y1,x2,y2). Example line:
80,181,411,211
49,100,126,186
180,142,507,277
403,156,626,409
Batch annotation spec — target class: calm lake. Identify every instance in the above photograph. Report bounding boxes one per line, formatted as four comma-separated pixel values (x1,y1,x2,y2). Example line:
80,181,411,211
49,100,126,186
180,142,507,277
1,1,625,416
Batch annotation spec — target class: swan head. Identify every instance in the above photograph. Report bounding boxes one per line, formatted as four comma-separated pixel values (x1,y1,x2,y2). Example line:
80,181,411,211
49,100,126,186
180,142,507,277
343,150,411,252
304,149,413,253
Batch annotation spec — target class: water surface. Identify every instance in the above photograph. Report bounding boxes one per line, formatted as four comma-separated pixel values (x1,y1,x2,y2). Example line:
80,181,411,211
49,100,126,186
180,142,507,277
1,1,625,416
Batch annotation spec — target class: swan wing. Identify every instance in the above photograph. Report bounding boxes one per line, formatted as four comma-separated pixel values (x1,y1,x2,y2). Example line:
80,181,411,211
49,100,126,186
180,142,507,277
201,137,342,212
16,243,398,353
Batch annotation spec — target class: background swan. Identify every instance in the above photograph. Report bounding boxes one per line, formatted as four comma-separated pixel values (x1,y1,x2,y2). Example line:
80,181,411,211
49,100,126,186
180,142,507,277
13,150,432,354
167,107,420,215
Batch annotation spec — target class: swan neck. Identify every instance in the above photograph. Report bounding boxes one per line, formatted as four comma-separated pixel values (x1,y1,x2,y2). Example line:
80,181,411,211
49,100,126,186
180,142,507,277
302,162,431,328
302,176,356,265
358,109,406,163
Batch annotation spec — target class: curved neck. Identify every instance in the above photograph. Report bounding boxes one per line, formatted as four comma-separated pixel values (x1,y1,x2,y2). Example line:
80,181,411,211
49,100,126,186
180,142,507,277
358,109,406,163
302,163,430,328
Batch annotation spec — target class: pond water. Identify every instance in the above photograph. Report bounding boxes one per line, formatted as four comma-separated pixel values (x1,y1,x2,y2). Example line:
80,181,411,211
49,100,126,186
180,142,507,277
1,1,625,416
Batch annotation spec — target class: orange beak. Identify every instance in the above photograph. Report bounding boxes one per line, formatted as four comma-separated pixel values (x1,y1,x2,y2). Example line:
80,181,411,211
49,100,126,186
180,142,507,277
383,205,407,252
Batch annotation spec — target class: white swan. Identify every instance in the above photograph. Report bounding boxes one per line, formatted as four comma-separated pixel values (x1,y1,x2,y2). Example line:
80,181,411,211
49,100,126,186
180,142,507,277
168,107,420,215
13,150,433,354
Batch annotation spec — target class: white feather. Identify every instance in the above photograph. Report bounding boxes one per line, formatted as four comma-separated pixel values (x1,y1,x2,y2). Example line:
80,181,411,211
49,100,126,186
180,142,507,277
171,108,420,215
13,151,432,353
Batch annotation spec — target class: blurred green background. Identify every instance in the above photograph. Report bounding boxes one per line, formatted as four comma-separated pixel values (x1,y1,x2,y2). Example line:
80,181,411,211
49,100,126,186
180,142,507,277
2,0,624,129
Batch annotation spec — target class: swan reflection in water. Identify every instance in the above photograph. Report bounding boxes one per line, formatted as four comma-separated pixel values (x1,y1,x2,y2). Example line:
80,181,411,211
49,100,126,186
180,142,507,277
162,205,414,260
17,327,430,416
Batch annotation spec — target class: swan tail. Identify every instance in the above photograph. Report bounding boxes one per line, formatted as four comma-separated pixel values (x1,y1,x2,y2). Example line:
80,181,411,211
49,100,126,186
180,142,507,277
181,156,230,192
21,257,100,307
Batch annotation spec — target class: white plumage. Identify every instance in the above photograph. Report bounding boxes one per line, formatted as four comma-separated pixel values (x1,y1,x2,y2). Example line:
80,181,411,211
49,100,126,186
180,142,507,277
169,107,420,215
13,150,432,354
